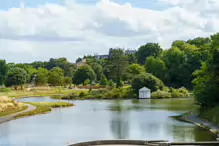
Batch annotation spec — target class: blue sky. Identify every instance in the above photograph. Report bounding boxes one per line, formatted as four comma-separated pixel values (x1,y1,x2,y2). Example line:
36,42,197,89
0,0,168,10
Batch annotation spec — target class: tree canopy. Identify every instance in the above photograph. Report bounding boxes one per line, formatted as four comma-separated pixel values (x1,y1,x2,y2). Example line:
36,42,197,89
73,64,96,85
0,60,8,85
5,67,28,88
136,43,162,64
48,67,64,86
131,73,164,93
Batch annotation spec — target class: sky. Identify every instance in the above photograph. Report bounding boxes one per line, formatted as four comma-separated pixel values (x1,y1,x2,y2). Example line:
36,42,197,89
0,0,219,63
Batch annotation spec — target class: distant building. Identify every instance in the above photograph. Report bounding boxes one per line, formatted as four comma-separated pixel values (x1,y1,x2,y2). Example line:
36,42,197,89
139,87,151,99
93,48,137,61
94,54,109,60
125,49,137,55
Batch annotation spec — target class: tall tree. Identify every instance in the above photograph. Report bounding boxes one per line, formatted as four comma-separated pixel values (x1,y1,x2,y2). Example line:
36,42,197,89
110,49,128,88
145,56,167,82
187,37,211,48
73,64,96,85
125,64,144,81
86,58,103,81
35,68,49,86
193,33,219,110
0,60,8,85
14,64,37,82
48,67,64,86
162,47,186,87
136,43,162,64
5,67,28,89
172,40,186,50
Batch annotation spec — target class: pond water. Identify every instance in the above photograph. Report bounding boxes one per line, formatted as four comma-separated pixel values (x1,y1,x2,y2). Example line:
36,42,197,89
0,97,216,146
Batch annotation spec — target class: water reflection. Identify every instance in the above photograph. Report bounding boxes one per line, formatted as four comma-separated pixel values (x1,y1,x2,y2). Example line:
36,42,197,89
0,97,216,146
109,101,130,139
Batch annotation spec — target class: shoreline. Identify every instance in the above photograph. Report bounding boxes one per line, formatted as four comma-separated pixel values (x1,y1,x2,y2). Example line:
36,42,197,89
175,112,219,138
0,104,36,124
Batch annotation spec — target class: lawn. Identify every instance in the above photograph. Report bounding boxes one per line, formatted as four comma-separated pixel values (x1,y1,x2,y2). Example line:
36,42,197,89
14,102,73,119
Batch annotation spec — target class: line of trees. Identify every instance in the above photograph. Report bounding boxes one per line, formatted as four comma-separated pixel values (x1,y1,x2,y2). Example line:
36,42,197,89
0,33,218,110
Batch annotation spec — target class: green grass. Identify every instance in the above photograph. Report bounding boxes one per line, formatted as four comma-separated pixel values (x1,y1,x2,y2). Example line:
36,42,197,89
0,88,87,98
0,105,28,117
14,102,73,119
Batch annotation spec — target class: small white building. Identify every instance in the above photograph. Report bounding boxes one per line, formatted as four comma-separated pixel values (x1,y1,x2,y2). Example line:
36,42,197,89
139,87,151,99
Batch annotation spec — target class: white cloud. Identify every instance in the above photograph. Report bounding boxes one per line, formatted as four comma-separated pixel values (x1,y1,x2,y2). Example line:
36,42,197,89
0,0,219,63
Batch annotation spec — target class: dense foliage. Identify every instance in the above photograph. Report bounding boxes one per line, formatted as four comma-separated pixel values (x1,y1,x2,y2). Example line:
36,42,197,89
1,33,219,110
5,67,28,89
131,73,164,93
193,33,219,110
73,64,96,85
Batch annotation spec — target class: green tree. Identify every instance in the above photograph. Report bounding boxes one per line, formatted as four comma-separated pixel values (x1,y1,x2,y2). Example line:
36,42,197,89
162,47,186,87
125,64,144,81
131,73,164,93
63,77,72,87
35,68,49,86
100,59,113,80
87,61,103,81
15,64,37,82
73,64,96,85
48,67,64,86
187,37,211,48
100,74,108,85
127,54,137,64
0,60,8,85
109,49,128,88
136,43,162,64
145,56,167,82
172,40,186,49
193,33,219,110
5,67,28,89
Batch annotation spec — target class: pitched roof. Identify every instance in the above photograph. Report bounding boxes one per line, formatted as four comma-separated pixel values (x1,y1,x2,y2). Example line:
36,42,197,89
139,87,150,91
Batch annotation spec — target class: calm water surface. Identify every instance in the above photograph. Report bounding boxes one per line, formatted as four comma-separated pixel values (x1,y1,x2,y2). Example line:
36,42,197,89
0,97,216,146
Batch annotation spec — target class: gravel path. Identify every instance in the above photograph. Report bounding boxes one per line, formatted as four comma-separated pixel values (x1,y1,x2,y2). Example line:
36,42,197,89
184,113,219,138
0,104,36,124
187,114,219,130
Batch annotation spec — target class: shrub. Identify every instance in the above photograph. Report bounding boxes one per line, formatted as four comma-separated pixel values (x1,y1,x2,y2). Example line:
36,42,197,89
0,88,11,92
171,87,190,98
162,86,170,92
79,91,86,98
108,80,115,87
152,90,171,99
100,74,108,86
132,73,164,93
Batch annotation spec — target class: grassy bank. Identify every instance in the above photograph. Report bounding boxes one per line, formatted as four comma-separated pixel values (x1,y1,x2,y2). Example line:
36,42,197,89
0,96,27,117
0,88,88,98
14,102,73,119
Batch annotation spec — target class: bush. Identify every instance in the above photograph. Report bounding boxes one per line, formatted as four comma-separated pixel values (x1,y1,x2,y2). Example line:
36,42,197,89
152,90,171,99
132,73,164,93
79,91,86,98
0,88,11,92
162,86,170,92
103,87,136,99
171,87,189,98
108,80,115,87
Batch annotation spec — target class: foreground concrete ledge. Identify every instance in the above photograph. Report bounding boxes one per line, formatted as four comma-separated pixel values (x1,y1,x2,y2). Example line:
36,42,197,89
68,140,169,146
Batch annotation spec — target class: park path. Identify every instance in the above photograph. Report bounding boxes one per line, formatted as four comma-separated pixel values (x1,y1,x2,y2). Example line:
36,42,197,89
0,104,36,124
